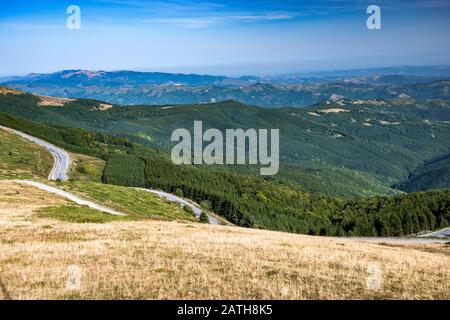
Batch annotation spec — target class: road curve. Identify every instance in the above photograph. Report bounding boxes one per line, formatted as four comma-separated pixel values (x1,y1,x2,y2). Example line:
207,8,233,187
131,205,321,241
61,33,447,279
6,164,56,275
8,180,126,216
0,125,69,181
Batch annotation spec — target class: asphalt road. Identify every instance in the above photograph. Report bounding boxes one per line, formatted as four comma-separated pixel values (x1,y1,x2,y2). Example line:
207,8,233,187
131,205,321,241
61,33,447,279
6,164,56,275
332,236,449,245
419,228,450,239
0,125,69,181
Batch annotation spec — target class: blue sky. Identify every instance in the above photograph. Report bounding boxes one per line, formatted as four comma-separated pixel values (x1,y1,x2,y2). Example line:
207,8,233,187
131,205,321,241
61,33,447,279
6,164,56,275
1,0,450,76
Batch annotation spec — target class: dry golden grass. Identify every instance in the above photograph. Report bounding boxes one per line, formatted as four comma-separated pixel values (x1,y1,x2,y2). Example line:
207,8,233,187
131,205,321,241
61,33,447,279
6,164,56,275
0,87,23,95
0,181,68,220
0,182,449,300
37,95,74,106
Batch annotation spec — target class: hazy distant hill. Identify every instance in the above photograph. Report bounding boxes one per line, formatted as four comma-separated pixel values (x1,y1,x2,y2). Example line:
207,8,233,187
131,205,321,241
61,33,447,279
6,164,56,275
2,66,449,107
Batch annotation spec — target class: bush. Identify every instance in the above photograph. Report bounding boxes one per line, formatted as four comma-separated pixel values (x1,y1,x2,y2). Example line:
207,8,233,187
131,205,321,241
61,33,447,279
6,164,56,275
175,188,184,198
199,211,210,223
183,205,194,215
76,164,88,174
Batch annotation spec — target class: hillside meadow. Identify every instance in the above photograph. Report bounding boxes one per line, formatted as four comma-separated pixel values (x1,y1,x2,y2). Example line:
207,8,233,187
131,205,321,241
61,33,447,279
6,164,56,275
0,181,449,300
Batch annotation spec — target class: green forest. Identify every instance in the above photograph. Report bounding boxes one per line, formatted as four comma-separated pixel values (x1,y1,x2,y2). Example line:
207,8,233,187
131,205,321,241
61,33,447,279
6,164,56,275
102,151,450,236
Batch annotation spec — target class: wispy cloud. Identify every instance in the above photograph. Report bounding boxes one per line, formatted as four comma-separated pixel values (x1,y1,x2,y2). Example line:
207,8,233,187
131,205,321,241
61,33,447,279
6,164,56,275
146,14,294,28
380,0,450,9
95,0,297,28
95,0,227,13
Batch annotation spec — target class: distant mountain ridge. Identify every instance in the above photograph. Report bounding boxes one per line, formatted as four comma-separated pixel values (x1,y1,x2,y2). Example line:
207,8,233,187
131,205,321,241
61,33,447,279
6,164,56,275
5,69,232,86
1,66,449,107
3,65,450,84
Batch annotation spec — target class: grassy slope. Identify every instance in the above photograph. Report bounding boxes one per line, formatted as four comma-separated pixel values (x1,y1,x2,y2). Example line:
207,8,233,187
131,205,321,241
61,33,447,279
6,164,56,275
0,129,52,180
55,181,198,222
0,181,449,300
67,152,106,183
36,205,130,223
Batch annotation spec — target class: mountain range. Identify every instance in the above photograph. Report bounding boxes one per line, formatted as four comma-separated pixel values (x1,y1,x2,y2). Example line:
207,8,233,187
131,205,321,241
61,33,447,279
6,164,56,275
2,66,449,107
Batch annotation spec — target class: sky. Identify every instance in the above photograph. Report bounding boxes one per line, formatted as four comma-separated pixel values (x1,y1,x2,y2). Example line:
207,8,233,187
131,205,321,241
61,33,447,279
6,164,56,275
0,0,450,76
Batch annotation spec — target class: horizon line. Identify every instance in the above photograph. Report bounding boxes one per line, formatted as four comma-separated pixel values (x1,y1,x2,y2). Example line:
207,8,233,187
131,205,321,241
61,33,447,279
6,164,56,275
2,63,450,79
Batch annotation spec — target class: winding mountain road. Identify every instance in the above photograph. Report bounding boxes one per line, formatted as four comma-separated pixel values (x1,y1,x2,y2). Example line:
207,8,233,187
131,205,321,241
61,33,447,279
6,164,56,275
0,125,219,223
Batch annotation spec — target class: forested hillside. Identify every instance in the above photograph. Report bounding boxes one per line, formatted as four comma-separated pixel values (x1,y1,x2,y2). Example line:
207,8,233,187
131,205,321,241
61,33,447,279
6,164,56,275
0,110,449,236
397,153,450,192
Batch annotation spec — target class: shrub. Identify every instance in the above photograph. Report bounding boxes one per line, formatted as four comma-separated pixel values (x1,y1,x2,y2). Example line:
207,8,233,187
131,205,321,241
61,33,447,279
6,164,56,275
175,188,184,198
76,164,88,174
199,211,210,223
183,205,194,215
